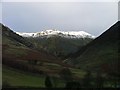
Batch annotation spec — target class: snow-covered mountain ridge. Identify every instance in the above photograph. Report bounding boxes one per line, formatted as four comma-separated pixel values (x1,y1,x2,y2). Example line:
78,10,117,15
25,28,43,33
16,29,95,38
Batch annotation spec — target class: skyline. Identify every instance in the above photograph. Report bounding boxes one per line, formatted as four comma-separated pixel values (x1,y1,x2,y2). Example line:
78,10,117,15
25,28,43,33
2,2,118,36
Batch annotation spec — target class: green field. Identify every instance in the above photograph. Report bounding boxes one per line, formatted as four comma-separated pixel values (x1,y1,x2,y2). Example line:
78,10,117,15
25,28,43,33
2,63,87,88
2,66,65,88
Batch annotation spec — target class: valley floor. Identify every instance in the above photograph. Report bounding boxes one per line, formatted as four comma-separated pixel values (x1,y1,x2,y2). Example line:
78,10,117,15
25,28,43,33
2,65,65,88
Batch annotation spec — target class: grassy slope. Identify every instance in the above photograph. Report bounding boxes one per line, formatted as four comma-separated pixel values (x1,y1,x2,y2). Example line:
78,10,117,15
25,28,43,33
3,65,86,88
1,23,69,87
2,23,104,88
2,33,85,87
3,66,45,87
68,22,119,74
26,36,93,58
2,24,64,65
3,65,66,88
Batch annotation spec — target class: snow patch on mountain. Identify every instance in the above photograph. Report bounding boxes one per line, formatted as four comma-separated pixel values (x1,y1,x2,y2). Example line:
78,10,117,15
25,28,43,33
16,29,95,38
16,32,37,37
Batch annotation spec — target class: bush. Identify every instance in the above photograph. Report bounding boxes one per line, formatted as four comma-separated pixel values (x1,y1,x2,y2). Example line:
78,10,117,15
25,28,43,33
65,81,81,89
82,71,93,88
2,81,11,88
59,68,73,82
45,75,53,88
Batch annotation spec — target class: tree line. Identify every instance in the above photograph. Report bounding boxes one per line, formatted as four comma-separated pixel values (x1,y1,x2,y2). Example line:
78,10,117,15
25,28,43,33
45,68,120,89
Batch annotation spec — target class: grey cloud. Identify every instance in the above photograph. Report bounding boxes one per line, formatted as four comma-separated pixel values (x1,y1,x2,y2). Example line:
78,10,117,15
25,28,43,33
2,2,118,36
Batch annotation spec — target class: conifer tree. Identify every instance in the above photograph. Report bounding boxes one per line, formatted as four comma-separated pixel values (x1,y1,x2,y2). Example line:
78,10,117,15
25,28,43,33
45,75,53,88
82,71,93,88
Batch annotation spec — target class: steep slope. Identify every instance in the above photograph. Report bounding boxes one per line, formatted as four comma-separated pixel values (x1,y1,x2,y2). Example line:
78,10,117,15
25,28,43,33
2,24,34,49
1,23,63,64
2,24,86,88
26,36,93,58
67,21,119,75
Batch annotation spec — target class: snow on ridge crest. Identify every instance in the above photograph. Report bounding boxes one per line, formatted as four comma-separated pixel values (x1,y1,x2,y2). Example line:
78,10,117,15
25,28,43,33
16,32,37,37
16,29,95,38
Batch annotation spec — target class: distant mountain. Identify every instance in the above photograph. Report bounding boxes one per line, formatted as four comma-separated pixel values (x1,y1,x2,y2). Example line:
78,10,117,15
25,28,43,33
16,29,95,38
66,21,119,75
27,36,93,58
16,29,94,58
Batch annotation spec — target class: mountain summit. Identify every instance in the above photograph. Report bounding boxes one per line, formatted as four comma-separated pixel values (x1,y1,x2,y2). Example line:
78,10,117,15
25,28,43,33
16,29,95,38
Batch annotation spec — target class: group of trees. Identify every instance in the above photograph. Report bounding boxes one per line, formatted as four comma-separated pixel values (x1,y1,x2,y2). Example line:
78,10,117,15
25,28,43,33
82,71,104,88
44,68,119,88
3,58,44,75
44,68,81,89
2,65,119,88
44,68,82,88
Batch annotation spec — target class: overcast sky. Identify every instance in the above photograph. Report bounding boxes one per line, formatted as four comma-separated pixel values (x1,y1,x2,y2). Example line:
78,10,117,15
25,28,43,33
2,2,118,36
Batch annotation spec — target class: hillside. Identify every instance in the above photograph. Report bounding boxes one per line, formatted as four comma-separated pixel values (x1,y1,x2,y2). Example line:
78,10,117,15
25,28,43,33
1,23,77,88
16,29,94,58
1,24,61,63
2,22,119,88
2,24,34,49
67,21,119,75
26,36,93,58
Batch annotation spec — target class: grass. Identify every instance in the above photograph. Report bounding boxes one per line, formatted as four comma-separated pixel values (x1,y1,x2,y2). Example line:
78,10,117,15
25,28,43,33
2,62,86,88
39,62,62,71
3,62,117,88
3,37,28,57
3,66,45,87
2,60,119,88
2,65,65,88
5,47,28,57
70,68,86,78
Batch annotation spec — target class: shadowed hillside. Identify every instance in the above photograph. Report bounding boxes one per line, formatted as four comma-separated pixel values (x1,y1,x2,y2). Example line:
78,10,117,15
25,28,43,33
67,21,120,76
1,22,120,88
1,23,72,69
26,36,93,59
